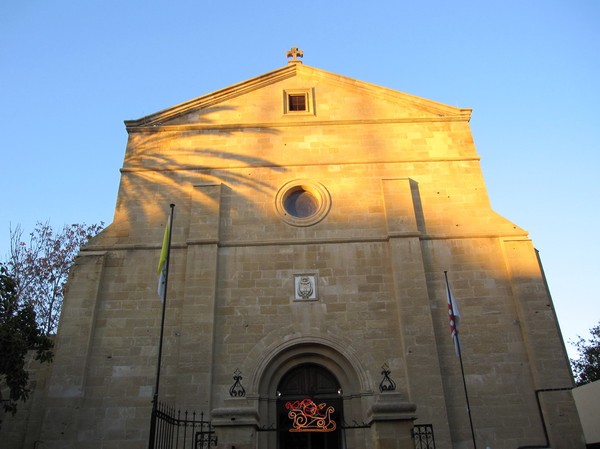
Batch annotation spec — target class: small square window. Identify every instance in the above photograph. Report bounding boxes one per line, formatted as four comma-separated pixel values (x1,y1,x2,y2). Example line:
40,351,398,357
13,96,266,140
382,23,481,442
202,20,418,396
283,89,314,115
288,94,307,112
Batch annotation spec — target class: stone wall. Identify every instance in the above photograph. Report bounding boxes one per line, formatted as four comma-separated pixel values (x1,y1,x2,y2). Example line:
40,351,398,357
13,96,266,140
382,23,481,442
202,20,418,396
1,63,585,448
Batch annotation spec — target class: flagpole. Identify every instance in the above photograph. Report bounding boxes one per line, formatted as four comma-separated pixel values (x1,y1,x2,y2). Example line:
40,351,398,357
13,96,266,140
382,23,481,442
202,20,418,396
445,271,477,449
149,204,175,449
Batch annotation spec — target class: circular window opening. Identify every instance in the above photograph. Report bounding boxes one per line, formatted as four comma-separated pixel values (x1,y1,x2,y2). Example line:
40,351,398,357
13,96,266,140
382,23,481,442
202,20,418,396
284,188,318,218
275,180,331,227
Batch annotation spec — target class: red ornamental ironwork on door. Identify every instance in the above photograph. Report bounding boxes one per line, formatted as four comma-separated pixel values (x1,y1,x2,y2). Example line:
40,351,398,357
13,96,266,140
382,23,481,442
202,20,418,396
285,398,336,432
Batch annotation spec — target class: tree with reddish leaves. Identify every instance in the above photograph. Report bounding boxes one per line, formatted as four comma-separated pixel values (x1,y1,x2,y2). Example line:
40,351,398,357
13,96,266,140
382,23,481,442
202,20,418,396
6,221,103,335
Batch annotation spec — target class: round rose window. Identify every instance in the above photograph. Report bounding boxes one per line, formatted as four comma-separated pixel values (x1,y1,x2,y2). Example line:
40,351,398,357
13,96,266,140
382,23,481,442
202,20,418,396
276,180,331,226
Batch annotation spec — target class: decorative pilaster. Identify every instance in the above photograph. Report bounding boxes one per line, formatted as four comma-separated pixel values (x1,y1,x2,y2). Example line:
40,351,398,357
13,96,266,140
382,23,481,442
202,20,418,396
381,178,452,448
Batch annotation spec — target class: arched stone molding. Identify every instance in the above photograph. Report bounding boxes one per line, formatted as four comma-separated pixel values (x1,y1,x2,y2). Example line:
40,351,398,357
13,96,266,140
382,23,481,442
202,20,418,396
244,326,375,399
254,338,369,399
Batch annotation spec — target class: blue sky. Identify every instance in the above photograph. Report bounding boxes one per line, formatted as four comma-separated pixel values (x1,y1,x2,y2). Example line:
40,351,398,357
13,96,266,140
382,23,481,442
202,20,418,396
1,1,598,357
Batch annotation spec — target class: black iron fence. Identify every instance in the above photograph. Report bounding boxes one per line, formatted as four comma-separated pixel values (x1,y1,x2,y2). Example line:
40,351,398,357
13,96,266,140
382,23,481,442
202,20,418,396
152,401,433,449
412,424,435,449
152,401,217,449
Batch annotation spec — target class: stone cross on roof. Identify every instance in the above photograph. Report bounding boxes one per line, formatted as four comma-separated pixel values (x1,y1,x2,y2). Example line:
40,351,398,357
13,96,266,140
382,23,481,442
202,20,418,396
286,46,304,64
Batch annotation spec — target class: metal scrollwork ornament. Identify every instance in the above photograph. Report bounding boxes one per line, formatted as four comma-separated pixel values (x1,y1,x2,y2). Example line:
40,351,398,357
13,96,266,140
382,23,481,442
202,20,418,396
379,363,396,392
229,368,246,397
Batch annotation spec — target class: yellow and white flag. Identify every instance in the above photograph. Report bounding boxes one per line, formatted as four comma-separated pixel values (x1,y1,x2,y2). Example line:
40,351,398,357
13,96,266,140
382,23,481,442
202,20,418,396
157,210,172,300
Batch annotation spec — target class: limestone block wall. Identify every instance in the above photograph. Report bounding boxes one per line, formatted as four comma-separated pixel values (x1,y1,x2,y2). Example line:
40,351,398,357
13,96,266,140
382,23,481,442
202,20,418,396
3,64,584,449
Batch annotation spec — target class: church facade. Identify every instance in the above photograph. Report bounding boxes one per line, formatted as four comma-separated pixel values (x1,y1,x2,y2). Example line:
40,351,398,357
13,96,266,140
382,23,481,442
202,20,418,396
2,51,585,448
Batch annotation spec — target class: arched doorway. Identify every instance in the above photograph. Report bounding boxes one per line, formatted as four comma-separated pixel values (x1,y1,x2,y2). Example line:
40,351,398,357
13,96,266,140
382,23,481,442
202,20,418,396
276,363,344,449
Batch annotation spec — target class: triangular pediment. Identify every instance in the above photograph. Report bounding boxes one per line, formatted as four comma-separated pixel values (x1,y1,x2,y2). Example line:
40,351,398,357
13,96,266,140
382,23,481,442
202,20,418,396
124,64,471,130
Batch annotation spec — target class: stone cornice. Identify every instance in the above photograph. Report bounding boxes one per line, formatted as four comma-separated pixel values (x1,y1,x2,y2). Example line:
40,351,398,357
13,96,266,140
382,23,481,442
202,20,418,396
119,156,481,173
82,231,529,253
125,115,472,134
124,63,472,131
